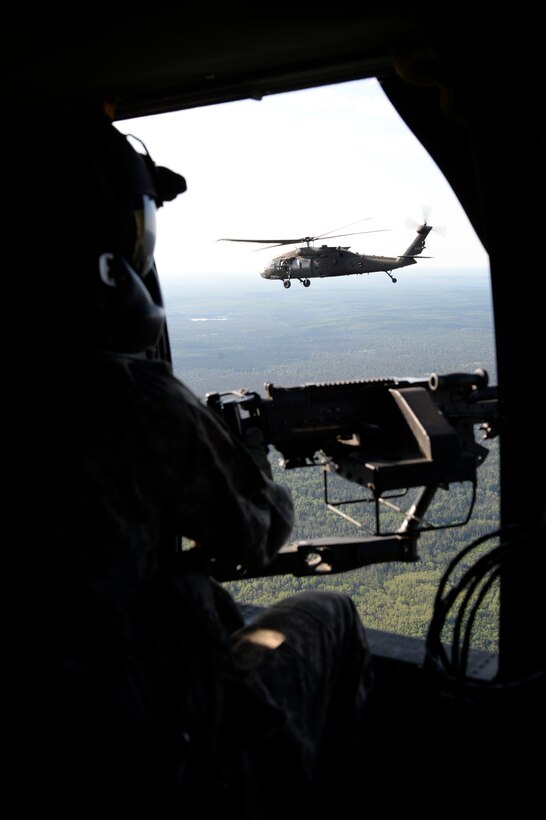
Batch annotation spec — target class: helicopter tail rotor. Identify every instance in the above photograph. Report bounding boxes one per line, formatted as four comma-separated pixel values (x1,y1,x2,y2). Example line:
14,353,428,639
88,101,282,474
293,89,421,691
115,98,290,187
405,206,446,237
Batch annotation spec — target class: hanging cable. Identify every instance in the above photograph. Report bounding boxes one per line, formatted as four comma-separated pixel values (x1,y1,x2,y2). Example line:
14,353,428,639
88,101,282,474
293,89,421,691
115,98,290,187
424,524,544,699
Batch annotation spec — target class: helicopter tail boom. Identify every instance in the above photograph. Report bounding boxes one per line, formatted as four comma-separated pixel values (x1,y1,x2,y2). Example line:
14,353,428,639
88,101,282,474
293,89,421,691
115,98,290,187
401,223,433,259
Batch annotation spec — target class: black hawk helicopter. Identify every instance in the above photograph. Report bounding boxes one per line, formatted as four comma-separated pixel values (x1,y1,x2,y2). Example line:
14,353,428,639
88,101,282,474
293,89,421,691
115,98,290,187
219,219,433,288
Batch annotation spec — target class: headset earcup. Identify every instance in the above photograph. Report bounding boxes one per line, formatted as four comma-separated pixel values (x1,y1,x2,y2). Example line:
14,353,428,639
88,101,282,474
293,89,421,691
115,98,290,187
106,255,166,351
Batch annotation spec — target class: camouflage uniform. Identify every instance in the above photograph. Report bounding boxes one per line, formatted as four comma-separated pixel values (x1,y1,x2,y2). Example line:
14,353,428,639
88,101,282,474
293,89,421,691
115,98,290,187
23,353,373,818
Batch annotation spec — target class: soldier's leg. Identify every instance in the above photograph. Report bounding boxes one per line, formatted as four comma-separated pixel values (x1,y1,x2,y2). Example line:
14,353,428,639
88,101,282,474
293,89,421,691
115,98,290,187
225,590,374,785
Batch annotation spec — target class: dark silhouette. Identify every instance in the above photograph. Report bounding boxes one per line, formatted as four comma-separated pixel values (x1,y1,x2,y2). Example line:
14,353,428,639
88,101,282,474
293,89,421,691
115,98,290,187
18,109,373,818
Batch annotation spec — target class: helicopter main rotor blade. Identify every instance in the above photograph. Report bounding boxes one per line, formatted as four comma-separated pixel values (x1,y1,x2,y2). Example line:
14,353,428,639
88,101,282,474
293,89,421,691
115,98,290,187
218,218,378,246
217,238,312,251
315,217,375,239
315,229,390,241
218,227,389,252
217,238,296,244
259,229,390,250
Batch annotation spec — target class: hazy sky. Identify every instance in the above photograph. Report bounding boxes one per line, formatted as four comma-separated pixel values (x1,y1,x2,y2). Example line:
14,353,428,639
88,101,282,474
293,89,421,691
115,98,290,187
118,77,489,282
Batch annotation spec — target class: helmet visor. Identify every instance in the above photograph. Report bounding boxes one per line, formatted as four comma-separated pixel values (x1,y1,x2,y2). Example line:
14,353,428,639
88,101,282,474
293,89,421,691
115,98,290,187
132,194,157,278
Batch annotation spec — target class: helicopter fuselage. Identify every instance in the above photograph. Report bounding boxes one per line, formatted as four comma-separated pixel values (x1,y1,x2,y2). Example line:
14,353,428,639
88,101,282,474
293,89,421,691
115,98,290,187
261,244,417,284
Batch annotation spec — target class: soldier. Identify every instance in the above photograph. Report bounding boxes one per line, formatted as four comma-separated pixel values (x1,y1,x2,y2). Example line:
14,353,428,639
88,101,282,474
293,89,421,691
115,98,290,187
18,106,374,818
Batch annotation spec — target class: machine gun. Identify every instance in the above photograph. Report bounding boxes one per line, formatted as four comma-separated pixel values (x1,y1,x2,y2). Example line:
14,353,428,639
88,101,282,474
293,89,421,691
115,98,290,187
206,369,499,580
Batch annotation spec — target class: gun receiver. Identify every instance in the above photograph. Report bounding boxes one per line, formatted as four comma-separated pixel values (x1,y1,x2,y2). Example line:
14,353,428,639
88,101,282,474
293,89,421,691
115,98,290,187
206,368,498,492
206,369,499,579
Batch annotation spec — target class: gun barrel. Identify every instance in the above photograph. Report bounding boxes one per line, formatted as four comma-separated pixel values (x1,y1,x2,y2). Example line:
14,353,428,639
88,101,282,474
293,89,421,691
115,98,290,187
429,368,488,392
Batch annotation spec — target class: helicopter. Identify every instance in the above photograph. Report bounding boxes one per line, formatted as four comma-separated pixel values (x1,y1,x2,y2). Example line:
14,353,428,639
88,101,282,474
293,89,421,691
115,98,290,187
219,220,433,288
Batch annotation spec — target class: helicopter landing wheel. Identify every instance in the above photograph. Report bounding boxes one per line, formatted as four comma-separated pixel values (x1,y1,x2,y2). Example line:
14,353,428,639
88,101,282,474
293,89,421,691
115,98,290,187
283,280,291,289
303,279,310,287
392,277,397,283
